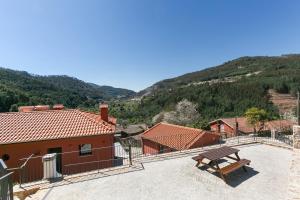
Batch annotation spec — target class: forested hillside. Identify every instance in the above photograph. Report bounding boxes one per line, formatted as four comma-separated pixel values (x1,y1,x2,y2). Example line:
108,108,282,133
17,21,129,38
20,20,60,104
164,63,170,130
0,67,135,112
112,55,300,125
1,54,300,126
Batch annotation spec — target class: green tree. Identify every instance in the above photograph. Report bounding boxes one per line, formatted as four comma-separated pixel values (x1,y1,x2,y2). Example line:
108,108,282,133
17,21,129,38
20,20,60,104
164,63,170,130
192,119,211,131
245,107,267,134
9,104,18,112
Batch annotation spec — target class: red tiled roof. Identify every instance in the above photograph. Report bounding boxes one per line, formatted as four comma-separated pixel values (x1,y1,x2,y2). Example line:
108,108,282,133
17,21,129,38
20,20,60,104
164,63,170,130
79,111,117,125
222,117,254,133
266,119,296,131
211,117,296,133
211,117,254,133
0,109,115,144
141,123,208,150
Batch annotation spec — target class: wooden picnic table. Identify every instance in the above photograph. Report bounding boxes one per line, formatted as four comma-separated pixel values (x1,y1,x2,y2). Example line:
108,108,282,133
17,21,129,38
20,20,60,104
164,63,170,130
192,146,251,183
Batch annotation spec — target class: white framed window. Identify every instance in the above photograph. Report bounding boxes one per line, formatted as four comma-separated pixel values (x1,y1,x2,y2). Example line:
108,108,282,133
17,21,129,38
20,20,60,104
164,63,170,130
79,144,92,156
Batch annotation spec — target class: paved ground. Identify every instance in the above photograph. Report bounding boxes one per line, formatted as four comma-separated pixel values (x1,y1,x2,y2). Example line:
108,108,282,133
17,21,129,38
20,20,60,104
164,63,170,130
30,144,292,200
286,149,300,200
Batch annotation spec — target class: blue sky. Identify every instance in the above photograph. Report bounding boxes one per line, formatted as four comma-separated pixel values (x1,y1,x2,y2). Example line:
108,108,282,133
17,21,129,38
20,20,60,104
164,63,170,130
0,0,300,91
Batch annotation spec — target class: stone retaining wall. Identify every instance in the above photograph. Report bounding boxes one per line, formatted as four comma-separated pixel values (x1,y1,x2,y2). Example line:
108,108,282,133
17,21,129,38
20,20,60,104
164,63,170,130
293,125,300,149
285,126,300,200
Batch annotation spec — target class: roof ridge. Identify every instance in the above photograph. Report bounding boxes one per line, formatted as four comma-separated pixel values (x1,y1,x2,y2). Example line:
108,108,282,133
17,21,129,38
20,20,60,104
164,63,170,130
184,131,206,149
222,117,246,119
75,110,114,132
142,122,163,136
142,122,202,138
0,109,115,144
0,109,78,115
77,108,117,124
210,117,244,129
77,109,99,115
160,122,203,132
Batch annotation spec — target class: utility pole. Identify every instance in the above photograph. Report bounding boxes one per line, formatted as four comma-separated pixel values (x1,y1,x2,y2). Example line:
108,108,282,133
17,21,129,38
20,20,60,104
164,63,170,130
297,91,300,126
235,117,239,136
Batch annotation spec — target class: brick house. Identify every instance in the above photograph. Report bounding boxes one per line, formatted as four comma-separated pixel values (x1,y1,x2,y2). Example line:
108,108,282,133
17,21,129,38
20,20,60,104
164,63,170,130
209,117,254,137
210,117,297,138
141,123,220,155
266,119,296,132
0,104,116,181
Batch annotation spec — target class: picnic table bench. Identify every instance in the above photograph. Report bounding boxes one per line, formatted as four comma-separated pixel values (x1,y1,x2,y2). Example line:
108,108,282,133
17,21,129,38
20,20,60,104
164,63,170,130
192,146,251,183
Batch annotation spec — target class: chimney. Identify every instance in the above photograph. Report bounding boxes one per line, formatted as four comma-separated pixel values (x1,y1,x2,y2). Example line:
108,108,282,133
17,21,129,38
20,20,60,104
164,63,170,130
53,104,64,110
100,104,109,122
18,105,50,112
18,106,35,112
34,105,50,111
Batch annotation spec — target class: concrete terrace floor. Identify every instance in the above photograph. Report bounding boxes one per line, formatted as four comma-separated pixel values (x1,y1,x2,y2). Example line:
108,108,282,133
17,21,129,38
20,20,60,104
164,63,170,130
30,144,292,200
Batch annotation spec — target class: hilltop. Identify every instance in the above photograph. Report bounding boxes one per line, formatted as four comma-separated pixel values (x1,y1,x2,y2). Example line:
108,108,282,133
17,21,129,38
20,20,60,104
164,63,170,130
113,55,300,125
0,67,136,112
139,55,300,95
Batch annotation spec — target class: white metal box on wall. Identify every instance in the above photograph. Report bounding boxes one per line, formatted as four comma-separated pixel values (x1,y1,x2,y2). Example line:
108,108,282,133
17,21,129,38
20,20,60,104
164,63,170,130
42,153,60,179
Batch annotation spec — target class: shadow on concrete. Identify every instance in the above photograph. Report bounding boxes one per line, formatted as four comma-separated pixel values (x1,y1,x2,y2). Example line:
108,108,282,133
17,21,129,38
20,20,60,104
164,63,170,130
225,166,259,187
198,158,229,171
208,166,259,187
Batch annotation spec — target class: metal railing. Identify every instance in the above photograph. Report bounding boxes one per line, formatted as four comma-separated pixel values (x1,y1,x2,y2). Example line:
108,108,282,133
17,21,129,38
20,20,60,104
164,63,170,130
16,143,130,185
125,133,294,160
12,133,294,186
0,159,14,200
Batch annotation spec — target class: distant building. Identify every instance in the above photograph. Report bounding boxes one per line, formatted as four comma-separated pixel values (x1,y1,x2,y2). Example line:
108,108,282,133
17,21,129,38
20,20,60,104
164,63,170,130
116,124,147,138
141,123,220,155
210,117,254,137
210,117,296,138
0,104,116,180
266,119,296,134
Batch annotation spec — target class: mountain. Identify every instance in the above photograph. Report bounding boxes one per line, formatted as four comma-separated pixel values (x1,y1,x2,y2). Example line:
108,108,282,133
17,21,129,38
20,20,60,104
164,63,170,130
0,67,136,112
139,54,300,95
2,54,300,124
114,54,300,125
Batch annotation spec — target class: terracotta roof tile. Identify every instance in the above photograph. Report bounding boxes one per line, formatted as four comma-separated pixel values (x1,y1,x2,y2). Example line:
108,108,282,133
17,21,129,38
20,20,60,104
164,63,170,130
141,123,207,150
222,117,254,133
266,119,296,131
211,117,296,133
0,109,115,144
211,117,254,133
79,111,117,125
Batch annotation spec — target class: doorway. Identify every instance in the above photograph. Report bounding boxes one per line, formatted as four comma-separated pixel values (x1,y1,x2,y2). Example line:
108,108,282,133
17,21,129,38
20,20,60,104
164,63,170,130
47,147,62,173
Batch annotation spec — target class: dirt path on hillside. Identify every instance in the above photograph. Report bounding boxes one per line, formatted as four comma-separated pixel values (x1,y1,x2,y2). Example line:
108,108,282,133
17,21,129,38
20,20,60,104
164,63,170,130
268,89,297,115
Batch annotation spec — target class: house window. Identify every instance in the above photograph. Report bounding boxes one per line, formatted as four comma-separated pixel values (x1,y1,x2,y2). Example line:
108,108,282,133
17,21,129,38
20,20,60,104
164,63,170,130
79,144,92,156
